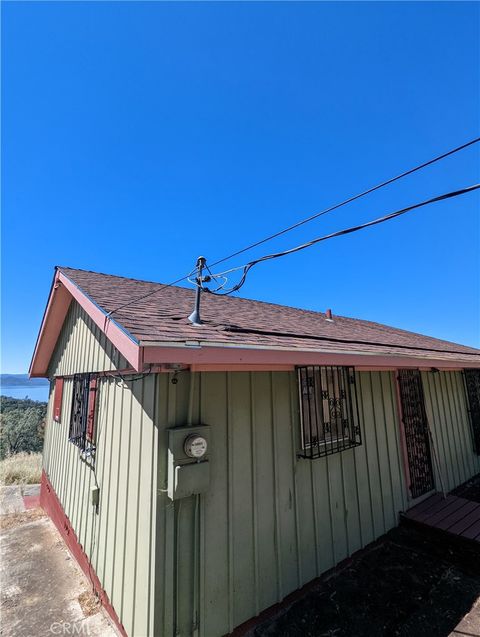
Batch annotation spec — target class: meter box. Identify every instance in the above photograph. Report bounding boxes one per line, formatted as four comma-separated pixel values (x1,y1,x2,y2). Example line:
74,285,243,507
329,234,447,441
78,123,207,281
167,425,210,500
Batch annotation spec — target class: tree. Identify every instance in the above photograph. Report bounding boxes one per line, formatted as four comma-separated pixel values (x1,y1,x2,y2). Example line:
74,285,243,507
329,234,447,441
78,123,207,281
0,398,46,459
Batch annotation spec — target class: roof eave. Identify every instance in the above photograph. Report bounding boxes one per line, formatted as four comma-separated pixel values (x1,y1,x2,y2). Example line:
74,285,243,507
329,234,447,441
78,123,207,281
29,270,71,377
140,340,480,370
29,269,143,377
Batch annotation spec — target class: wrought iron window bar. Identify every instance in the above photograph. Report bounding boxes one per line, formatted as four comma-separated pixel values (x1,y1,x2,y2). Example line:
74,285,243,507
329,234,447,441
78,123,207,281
464,368,480,455
69,373,96,462
397,369,435,499
297,366,361,459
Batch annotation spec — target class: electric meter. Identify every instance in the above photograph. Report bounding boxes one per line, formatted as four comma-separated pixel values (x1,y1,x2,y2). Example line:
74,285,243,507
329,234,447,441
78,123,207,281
184,434,208,459
167,425,210,499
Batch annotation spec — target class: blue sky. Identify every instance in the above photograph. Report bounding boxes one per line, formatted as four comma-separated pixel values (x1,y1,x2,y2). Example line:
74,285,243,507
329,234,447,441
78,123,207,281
2,1,479,373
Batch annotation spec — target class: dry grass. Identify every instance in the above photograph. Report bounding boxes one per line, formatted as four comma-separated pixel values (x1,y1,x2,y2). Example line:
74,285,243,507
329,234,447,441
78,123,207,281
78,590,101,616
0,452,42,485
0,508,46,531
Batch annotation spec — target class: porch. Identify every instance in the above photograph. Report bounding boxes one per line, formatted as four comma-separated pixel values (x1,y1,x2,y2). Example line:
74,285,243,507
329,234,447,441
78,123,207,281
403,488,480,544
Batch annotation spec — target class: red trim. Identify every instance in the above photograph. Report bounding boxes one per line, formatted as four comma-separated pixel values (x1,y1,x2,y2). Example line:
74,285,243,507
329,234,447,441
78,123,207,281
57,272,141,372
53,378,64,422
29,273,72,377
143,345,478,369
86,378,98,442
40,470,127,637
190,363,296,372
30,269,142,377
23,495,40,510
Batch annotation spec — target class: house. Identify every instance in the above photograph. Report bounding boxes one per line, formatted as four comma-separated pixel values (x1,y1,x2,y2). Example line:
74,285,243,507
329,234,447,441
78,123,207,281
30,266,480,637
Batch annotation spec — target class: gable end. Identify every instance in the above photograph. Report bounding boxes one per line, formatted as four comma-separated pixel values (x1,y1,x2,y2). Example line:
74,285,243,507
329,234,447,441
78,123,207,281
48,301,129,376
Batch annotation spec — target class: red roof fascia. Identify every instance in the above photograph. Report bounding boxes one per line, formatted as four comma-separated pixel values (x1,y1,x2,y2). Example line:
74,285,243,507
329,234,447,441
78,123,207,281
29,271,72,377
29,270,142,377
143,344,480,370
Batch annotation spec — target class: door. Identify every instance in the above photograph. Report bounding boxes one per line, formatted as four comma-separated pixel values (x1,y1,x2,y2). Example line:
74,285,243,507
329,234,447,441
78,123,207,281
464,369,480,454
397,369,435,499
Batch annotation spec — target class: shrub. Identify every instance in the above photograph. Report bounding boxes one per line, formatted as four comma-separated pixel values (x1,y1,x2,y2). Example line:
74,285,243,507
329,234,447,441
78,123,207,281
0,396,46,459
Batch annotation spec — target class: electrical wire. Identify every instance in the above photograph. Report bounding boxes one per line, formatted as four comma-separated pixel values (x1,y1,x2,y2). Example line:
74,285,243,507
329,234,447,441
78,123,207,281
105,138,480,317
208,137,480,270
116,364,154,384
105,267,197,320
202,184,480,296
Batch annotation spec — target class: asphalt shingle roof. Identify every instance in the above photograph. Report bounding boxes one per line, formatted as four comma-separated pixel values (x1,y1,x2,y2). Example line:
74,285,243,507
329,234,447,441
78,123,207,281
58,267,480,363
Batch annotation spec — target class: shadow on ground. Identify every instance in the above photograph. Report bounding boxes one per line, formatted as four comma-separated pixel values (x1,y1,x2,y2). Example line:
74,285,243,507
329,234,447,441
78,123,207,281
255,523,480,637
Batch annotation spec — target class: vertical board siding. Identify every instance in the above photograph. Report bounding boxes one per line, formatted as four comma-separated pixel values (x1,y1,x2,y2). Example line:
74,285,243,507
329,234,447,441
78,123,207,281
162,370,408,637
43,300,154,634
422,371,480,494
48,301,128,376
44,355,478,637
43,374,157,637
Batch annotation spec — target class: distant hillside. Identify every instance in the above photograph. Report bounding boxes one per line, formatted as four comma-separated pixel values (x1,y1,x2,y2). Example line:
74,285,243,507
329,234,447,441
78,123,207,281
1,374,49,388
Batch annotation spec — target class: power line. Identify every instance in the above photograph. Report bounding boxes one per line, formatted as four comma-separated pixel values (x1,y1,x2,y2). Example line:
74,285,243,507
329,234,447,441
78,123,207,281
104,268,197,320
202,184,480,296
106,138,480,317
209,137,480,269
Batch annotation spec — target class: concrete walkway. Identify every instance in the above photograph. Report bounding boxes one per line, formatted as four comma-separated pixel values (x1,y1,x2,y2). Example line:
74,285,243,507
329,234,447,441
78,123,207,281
0,504,118,637
450,597,480,637
0,484,41,515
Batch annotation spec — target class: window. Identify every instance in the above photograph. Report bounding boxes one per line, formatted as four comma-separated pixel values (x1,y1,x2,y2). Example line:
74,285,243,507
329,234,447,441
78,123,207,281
69,373,98,458
464,369,480,455
297,366,361,459
53,377,64,422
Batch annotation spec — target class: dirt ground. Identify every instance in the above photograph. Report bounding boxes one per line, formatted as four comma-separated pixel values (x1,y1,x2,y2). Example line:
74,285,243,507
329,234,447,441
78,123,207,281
0,508,118,637
254,522,480,637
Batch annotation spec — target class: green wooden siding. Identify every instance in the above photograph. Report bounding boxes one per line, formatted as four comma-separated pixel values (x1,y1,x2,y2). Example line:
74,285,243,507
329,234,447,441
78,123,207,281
48,301,128,376
43,301,156,637
43,375,157,637
42,305,480,637
422,370,480,493
156,370,410,637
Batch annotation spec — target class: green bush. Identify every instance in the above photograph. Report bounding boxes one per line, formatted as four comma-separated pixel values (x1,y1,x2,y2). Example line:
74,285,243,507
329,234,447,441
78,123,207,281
0,396,46,460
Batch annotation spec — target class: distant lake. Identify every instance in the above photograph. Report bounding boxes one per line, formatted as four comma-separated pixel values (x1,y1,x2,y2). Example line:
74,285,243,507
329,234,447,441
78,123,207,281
1,385,49,402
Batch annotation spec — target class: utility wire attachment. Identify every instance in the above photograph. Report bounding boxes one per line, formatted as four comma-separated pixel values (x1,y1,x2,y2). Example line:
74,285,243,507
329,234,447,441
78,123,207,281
188,256,208,325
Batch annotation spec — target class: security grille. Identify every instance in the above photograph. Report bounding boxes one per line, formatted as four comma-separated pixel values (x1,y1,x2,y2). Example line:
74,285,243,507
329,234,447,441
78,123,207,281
397,369,435,499
297,366,361,459
464,369,480,455
69,374,91,450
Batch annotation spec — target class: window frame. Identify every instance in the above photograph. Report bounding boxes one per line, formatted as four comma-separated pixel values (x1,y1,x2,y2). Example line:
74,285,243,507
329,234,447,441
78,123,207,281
297,365,362,459
68,373,98,461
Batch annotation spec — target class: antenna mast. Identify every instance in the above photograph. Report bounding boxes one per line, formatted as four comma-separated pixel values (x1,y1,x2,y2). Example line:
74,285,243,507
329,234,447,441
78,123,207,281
188,256,207,325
